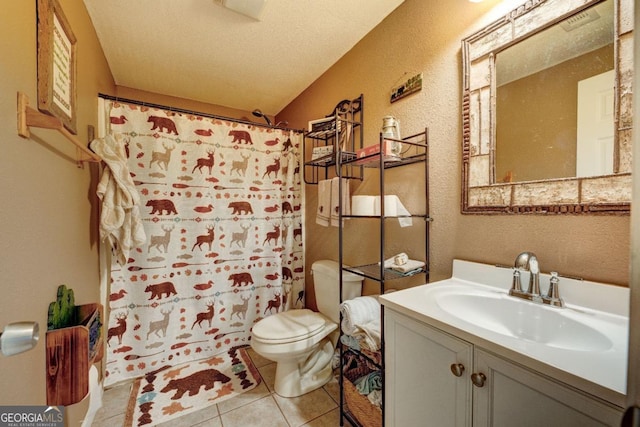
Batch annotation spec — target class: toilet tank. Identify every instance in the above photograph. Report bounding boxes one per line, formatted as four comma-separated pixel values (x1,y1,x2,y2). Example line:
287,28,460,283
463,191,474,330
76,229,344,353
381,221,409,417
312,260,363,324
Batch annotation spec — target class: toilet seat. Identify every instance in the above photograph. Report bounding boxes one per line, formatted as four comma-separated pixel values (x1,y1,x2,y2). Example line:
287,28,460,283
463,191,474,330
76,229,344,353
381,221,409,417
252,309,329,344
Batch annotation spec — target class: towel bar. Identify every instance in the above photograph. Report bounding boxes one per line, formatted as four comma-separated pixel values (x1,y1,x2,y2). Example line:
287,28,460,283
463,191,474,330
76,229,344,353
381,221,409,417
16,91,101,165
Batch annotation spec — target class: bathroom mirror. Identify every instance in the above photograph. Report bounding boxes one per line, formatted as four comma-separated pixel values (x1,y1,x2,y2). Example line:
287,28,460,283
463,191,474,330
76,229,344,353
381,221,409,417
461,0,633,214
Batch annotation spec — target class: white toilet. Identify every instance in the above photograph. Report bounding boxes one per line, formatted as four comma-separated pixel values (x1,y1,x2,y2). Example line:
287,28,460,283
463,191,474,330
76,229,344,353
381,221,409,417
251,259,363,397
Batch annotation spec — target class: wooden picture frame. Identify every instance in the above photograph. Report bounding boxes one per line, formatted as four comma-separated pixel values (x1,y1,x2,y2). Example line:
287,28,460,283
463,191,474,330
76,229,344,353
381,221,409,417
37,0,77,134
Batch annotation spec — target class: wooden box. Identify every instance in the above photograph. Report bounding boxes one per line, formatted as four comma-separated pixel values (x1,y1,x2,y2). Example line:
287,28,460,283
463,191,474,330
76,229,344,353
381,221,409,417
46,303,103,406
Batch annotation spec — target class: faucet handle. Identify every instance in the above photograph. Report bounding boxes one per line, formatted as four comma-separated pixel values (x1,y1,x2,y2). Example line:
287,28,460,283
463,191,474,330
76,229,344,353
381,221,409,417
547,272,559,297
509,269,523,295
544,272,564,307
526,257,541,296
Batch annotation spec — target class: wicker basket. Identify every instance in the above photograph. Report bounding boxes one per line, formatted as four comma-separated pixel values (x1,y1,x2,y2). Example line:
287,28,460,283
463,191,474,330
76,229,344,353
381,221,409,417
344,377,382,427
342,348,377,381
343,361,373,384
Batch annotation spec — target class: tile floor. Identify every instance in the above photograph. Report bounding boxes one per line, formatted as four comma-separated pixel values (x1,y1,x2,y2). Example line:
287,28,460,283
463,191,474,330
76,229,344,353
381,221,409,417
92,347,342,427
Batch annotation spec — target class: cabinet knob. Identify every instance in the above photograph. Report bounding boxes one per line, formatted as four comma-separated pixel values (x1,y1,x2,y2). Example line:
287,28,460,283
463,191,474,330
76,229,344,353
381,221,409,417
450,363,465,377
471,372,486,387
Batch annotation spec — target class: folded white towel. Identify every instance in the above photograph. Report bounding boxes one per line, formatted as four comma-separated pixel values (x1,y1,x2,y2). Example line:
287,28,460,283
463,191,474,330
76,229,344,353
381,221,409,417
330,177,350,227
353,320,381,351
384,258,425,273
340,296,381,350
91,135,146,266
316,179,331,227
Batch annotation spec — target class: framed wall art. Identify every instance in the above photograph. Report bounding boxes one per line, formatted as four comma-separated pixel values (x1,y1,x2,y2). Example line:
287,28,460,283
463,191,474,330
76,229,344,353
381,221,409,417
37,0,77,134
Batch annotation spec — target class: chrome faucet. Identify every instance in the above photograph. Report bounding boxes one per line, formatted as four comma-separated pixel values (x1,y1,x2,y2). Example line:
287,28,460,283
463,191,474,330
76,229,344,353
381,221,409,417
509,252,563,307
513,252,541,299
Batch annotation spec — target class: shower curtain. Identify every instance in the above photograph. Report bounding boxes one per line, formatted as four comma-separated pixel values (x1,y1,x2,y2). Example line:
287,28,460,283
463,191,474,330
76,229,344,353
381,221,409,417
102,100,304,386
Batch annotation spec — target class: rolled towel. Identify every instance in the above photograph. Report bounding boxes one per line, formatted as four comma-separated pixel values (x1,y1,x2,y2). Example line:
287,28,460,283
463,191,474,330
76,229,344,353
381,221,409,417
341,296,381,351
388,259,425,274
340,296,380,336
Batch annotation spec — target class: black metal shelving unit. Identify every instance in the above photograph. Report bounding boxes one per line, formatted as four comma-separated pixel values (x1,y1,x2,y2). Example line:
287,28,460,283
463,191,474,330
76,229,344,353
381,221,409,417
337,129,430,427
303,95,364,185
304,101,430,427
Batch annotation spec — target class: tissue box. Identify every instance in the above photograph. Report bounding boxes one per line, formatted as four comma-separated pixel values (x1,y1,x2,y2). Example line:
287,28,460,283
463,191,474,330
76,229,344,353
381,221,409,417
354,140,401,165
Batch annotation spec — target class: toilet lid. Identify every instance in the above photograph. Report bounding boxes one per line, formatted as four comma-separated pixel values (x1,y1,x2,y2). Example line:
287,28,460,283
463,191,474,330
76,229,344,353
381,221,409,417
252,309,328,343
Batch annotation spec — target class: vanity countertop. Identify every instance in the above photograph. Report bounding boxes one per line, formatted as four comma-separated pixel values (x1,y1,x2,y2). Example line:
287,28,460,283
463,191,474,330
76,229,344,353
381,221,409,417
379,259,629,408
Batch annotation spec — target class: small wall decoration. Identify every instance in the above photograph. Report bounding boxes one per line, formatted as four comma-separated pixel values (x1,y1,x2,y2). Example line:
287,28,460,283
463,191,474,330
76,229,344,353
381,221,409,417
390,73,423,103
37,0,77,134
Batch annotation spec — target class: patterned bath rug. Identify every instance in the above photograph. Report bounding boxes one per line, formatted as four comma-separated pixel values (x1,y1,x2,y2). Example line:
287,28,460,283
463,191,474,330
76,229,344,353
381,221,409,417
124,346,260,426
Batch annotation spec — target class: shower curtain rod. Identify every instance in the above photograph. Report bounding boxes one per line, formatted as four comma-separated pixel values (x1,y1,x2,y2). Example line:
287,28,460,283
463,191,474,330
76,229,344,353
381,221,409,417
98,93,302,133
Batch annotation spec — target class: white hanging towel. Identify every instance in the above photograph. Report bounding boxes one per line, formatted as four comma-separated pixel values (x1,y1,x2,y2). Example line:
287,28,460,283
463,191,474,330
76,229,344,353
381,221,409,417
330,177,350,227
316,179,331,227
90,134,146,265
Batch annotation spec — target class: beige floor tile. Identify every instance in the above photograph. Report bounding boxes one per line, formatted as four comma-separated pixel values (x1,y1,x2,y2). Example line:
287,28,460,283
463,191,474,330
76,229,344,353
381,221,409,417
273,388,338,427
301,408,341,427
217,380,271,414
192,416,223,427
322,375,340,405
220,395,289,427
156,404,219,427
93,382,132,422
90,412,126,427
246,346,272,368
257,362,277,393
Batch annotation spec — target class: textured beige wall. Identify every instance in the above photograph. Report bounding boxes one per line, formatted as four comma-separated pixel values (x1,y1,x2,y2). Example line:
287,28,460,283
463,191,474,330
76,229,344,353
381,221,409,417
277,0,630,309
0,0,113,421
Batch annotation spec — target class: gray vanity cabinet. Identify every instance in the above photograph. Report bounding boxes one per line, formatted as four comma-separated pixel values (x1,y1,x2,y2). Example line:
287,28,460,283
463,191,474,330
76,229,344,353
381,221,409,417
473,349,621,426
385,308,472,426
385,308,623,427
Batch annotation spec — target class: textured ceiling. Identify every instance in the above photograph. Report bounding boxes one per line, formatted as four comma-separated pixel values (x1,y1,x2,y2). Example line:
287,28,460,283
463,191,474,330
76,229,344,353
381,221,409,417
83,0,404,115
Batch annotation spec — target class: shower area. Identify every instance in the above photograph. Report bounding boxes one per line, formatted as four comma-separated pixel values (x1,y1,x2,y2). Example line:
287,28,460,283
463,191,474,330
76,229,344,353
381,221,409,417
100,97,305,386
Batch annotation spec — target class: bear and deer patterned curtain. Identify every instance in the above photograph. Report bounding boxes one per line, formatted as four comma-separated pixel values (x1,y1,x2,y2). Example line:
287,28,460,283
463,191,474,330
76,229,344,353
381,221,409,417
102,99,304,386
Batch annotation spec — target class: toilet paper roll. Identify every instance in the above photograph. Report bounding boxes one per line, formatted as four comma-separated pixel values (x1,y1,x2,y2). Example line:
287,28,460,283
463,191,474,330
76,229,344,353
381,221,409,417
352,195,412,226
374,195,398,216
375,195,412,227
351,195,377,216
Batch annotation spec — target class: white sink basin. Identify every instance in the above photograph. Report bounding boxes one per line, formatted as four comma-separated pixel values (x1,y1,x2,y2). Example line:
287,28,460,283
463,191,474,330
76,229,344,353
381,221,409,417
435,290,613,352
379,260,630,399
